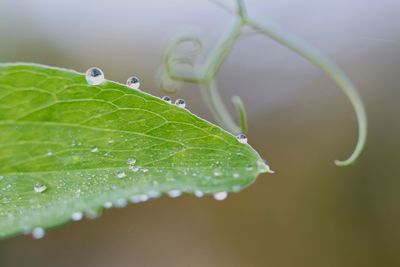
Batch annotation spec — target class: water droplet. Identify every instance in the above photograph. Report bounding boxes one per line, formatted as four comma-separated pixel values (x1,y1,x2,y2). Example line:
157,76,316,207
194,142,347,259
47,150,53,156
32,227,45,239
34,183,47,193
194,190,204,197
175,99,186,108
141,168,149,173
91,147,98,153
103,202,113,209
236,133,247,144
108,138,114,144
168,189,182,198
257,159,274,174
85,67,104,85
127,158,136,165
126,76,140,89
71,212,83,221
233,173,240,179
129,166,139,172
116,170,126,179
0,175,4,181
161,96,172,103
129,194,149,203
213,191,228,201
213,171,222,177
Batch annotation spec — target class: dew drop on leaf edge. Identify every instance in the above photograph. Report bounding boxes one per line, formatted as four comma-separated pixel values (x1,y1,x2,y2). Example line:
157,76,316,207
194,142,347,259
32,227,45,239
161,96,172,103
126,76,140,89
236,133,248,144
103,202,113,209
175,99,186,108
194,190,204,197
168,189,182,198
214,191,228,201
71,212,83,221
85,67,105,86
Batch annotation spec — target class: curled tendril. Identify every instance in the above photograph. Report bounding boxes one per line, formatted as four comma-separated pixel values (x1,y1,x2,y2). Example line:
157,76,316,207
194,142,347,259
157,0,367,166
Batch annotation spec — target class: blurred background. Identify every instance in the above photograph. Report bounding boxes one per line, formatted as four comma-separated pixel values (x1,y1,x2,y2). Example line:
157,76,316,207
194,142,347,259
0,0,399,266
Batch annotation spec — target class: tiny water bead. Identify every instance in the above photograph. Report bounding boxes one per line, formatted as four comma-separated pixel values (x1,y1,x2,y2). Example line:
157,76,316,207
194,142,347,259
236,133,248,144
129,165,139,172
213,191,228,201
126,76,140,89
194,190,204,198
91,147,98,153
114,198,128,208
168,189,182,198
32,227,45,239
161,96,172,103
71,212,83,221
175,99,186,108
103,202,113,209
34,183,47,193
85,67,105,85
116,170,126,179
130,194,149,203
127,158,136,165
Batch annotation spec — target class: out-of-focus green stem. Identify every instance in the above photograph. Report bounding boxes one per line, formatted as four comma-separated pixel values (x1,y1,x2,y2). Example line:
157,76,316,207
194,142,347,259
159,0,368,166
244,18,367,166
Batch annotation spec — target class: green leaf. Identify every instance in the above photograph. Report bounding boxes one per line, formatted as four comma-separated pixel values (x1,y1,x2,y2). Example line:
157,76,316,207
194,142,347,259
0,63,270,239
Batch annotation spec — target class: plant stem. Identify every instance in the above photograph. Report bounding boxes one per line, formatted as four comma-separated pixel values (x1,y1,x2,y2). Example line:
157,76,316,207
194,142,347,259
159,0,368,166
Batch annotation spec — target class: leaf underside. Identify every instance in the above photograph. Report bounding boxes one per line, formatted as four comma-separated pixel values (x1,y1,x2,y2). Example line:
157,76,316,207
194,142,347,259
0,63,267,239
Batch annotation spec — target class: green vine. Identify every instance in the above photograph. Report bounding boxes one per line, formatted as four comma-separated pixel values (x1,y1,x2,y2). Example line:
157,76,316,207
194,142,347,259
158,0,367,166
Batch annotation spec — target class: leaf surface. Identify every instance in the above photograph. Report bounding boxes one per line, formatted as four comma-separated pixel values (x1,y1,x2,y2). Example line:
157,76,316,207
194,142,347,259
0,63,269,239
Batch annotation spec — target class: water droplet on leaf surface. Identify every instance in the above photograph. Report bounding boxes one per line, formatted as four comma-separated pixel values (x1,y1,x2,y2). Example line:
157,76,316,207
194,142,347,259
116,170,126,178
34,183,47,193
161,96,172,103
85,67,104,85
168,189,182,198
126,76,140,89
213,191,228,201
194,190,204,197
127,158,136,165
32,227,45,239
129,166,139,172
236,133,247,144
103,202,113,209
175,99,186,108
71,212,83,221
